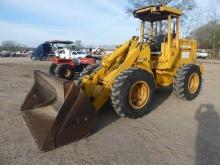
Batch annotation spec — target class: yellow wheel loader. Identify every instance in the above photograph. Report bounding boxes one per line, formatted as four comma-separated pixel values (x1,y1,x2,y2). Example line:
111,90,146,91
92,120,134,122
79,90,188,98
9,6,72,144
21,5,203,151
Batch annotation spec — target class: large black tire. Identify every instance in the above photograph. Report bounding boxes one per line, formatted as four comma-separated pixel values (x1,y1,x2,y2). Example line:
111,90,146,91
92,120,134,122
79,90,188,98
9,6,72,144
31,56,36,61
77,63,101,85
110,68,155,118
49,63,57,76
173,64,202,100
80,63,100,77
55,64,75,80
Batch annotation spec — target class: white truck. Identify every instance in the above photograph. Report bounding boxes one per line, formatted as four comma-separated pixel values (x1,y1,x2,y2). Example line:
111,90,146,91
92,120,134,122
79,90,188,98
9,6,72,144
196,50,208,59
55,48,89,59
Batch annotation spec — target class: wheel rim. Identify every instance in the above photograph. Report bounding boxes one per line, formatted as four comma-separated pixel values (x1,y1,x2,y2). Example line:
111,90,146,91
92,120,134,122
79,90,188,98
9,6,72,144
128,81,150,110
188,73,200,94
63,69,71,78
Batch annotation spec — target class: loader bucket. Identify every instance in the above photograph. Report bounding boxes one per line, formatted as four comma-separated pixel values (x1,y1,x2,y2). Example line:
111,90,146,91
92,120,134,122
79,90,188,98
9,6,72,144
21,71,97,152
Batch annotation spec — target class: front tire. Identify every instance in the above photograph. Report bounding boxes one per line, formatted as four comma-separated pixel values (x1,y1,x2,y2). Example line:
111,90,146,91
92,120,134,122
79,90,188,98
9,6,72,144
173,64,202,100
31,56,36,61
55,64,75,80
80,63,100,77
110,68,155,118
77,63,101,85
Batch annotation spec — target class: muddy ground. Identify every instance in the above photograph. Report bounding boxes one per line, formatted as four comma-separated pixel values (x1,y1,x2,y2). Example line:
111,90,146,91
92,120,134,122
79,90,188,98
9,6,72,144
0,57,220,165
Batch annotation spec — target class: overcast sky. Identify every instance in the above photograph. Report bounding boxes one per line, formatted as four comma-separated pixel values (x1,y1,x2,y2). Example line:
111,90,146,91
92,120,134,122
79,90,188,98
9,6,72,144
0,0,211,47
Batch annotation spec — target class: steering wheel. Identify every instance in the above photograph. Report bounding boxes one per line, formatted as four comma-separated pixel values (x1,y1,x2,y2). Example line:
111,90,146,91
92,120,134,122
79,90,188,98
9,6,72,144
143,34,155,44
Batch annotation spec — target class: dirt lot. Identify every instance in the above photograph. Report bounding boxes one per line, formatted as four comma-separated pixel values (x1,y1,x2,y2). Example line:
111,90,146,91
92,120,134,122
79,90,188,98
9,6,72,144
0,57,220,165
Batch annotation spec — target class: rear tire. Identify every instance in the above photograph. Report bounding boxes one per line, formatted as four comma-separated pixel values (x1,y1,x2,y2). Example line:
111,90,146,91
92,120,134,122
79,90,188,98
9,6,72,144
55,64,75,80
173,64,202,100
110,68,155,118
49,63,57,76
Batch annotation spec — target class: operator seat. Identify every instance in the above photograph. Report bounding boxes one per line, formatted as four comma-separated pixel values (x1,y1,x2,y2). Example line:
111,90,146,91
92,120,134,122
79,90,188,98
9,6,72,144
151,34,166,55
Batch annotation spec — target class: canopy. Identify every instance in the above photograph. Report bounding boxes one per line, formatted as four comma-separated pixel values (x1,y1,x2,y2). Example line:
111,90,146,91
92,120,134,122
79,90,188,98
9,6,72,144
46,40,74,44
133,5,182,22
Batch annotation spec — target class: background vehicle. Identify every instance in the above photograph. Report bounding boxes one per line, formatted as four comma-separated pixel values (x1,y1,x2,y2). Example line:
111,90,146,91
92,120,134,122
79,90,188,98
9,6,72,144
49,57,96,80
57,49,89,59
71,51,89,58
21,5,203,152
197,50,208,59
0,51,11,57
31,42,53,60
10,52,16,57
31,40,74,60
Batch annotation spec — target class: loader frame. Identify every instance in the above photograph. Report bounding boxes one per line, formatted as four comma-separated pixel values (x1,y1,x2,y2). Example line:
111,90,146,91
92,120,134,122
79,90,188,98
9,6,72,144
81,5,198,111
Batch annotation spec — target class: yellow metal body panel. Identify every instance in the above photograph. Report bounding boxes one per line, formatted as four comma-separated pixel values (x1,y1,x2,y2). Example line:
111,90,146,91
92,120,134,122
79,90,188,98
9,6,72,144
151,38,197,87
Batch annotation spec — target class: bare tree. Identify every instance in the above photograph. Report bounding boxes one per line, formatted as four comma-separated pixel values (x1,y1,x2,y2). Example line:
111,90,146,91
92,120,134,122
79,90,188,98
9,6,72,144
182,8,206,37
192,22,220,48
208,0,220,59
0,40,25,51
1,41,18,51
126,0,196,14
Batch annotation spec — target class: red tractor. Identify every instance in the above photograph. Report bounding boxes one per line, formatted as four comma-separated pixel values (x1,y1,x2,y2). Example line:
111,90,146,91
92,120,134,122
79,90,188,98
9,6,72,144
49,57,96,80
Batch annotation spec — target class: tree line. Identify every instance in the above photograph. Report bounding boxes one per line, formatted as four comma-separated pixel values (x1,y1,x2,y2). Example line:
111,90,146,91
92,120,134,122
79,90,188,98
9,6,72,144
0,40,32,52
